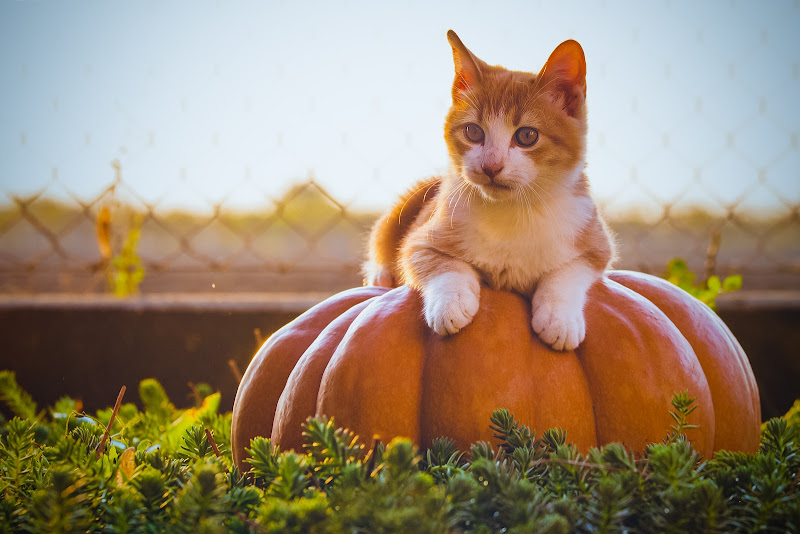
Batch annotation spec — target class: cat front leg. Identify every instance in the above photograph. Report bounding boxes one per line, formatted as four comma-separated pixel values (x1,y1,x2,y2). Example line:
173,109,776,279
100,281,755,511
531,260,601,351
422,269,481,335
402,246,481,335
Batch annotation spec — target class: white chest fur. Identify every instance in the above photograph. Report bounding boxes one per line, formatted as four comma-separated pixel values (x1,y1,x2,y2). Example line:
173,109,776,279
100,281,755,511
452,189,594,295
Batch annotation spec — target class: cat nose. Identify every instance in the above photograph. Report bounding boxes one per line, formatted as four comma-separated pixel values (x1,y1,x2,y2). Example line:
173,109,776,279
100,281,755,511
482,163,504,180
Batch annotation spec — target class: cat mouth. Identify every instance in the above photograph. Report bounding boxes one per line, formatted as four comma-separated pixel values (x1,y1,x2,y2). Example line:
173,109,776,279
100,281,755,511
465,174,512,191
485,182,511,191
473,180,514,201
476,179,512,194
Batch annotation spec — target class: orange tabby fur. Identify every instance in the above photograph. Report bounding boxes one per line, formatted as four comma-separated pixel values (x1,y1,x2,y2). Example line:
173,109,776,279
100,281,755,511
365,30,615,350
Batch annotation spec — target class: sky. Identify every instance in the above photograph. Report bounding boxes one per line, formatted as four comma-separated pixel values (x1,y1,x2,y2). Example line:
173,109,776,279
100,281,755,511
0,0,798,216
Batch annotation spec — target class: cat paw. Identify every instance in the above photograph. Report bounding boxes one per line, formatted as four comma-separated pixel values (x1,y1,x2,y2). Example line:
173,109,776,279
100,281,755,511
363,262,395,287
531,293,586,351
423,272,480,335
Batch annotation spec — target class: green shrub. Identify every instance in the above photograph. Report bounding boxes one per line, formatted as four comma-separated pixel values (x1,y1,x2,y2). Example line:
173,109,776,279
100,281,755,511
0,370,797,532
663,258,742,310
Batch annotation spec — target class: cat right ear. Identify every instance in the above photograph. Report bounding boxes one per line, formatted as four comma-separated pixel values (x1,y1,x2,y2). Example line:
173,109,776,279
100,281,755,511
447,30,485,97
538,39,587,117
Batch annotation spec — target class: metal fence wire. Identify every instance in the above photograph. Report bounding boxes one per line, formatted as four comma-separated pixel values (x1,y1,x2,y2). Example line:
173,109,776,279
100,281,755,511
0,159,797,294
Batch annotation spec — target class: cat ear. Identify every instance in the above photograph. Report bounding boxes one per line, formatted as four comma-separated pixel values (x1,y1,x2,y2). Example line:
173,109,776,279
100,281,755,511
539,39,587,117
447,30,486,97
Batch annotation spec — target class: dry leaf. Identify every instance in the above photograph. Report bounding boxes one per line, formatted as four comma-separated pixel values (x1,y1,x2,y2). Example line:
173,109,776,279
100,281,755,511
115,447,136,485
96,206,112,260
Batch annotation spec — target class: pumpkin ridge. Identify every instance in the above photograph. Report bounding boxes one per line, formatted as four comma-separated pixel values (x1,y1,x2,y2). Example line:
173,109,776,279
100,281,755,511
580,277,715,456
419,293,439,451
272,299,375,451
608,270,760,452
231,285,389,465
419,287,598,451
317,286,429,446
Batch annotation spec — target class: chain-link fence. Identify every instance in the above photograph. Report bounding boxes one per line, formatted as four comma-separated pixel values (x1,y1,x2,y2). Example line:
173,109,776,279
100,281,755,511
1,1,798,294
0,166,376,293
1,163,797,294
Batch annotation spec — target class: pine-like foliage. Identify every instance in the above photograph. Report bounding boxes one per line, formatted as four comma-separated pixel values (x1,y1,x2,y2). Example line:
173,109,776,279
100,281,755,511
1,370,798,533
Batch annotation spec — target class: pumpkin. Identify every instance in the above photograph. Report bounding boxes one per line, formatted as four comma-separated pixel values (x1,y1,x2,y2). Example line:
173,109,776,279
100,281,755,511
231,271,760,468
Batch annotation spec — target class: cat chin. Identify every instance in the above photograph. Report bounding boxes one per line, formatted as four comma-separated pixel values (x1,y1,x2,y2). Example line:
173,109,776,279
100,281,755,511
462,175,515,202
476,185,514,202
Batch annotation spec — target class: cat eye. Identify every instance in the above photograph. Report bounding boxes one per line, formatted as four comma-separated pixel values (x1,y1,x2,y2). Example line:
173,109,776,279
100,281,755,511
464,123,484,144
514,127,539,147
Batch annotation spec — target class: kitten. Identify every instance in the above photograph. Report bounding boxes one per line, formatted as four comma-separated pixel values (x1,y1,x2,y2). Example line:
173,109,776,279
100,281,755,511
364,30,615,351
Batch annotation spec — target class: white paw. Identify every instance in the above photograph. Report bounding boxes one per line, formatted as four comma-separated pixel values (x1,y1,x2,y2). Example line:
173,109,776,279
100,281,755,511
531,292,586,351
423,272,480,335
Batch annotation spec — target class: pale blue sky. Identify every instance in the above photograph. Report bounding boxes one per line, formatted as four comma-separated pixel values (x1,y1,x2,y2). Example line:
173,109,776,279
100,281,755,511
1,0,798,216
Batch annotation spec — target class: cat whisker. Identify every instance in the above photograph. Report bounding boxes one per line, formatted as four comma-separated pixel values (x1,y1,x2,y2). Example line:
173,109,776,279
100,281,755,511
528,181,574,244
455,91,475,107
530,75,562,101
462,182,475,215
398,182,437,224
523,182,559,237
523,183,543,210
448,181,473,229
454,89,481,112
446,180,468,208
524,181,555,207
442,181,463,210
526,76,568,114
422,181,438,201
522,188,535,227
509,182,530,228
513,188,527,229
527,180,556,207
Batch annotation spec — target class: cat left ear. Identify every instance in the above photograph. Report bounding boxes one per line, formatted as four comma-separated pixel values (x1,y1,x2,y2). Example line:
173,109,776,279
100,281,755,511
539,39,587,117
447,30,486,97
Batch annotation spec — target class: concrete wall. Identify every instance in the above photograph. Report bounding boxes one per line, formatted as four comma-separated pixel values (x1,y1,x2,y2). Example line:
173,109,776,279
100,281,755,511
1,291,797,421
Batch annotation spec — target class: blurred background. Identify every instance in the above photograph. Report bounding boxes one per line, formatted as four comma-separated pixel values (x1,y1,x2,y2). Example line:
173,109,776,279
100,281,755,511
0,0,798,417
1,0,798,294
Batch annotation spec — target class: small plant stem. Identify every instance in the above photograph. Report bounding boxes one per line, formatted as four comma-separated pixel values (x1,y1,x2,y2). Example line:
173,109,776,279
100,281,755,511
188,381,202,407
365,438,382,479
704,226,721,282
205,428,222,459
309,469,322,490
96,385,126,460
205,428,230,473
228,359,243,383
253,327,265,347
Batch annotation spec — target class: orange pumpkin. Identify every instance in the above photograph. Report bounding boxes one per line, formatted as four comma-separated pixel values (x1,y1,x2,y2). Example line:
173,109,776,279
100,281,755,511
231,271,760,468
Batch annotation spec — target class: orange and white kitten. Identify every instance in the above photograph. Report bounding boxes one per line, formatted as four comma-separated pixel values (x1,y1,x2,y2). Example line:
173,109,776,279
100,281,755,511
364,30,615,351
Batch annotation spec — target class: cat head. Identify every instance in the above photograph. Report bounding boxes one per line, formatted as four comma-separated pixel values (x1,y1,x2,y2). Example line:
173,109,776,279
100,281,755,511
443,30,588,203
